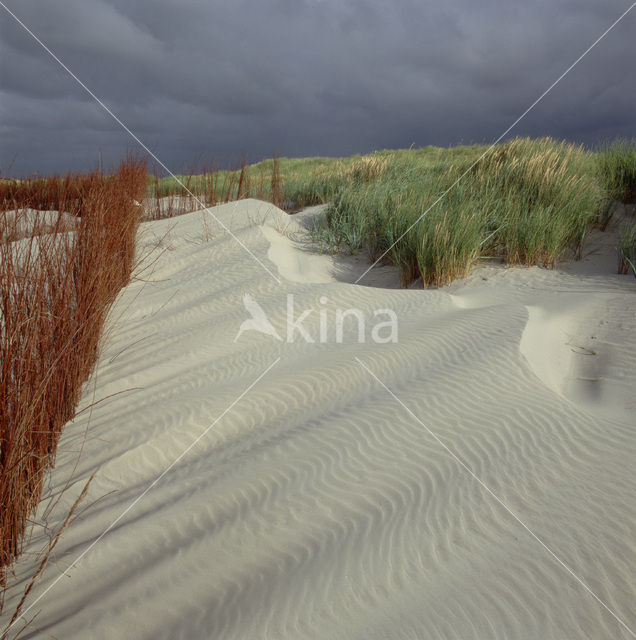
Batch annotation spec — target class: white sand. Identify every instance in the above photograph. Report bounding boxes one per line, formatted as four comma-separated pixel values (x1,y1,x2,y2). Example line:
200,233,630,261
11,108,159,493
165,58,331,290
2,199,635,639
1,208,77,240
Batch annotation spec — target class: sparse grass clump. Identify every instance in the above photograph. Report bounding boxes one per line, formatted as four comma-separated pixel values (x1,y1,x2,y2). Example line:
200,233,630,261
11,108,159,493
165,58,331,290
148,153,394,215
618,221,636,277
597,138,636,204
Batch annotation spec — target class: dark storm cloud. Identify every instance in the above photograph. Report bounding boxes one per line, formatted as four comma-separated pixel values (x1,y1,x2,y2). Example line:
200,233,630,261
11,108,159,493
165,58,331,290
1,0,634,175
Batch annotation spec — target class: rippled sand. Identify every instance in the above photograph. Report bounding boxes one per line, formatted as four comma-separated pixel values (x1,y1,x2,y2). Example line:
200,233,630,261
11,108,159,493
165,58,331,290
3,200,635,639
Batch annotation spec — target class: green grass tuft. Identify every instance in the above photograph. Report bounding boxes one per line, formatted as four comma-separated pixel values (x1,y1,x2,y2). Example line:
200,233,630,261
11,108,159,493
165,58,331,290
618,220,636,277
597,138,636,204
310,138,601,286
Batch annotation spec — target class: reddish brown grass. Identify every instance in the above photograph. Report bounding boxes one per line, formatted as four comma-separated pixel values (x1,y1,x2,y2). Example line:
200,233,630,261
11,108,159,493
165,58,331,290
147,155,267,221
0,158,147,609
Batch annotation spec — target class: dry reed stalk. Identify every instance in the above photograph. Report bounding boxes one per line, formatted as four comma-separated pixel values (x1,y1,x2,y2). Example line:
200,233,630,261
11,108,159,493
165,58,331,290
0,471,97,640
271,154,284,209
0,158,147,609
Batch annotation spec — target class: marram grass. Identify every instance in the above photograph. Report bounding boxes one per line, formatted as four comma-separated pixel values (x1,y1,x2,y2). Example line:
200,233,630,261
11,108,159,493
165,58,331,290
619,220,636,277
597,138,636,204
153,137,635,286
311,138,602,286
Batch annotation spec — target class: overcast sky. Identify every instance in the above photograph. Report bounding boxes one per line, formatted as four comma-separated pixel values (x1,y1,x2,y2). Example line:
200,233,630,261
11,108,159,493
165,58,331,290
1,0,635,176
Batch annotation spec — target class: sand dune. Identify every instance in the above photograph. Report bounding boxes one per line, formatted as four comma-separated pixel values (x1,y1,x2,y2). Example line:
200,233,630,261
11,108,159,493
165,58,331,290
2,200,635,639
1,208,77,240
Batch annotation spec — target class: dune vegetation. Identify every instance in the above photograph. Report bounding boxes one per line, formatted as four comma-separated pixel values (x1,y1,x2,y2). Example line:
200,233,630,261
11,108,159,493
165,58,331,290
619,221,636,276
153,136,634,284
597,138,636,204
311,138,603,285
597,139,636,277
0,159,147,611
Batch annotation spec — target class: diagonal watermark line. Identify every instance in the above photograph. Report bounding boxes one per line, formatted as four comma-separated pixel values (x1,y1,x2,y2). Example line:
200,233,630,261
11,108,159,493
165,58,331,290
3,357,281,636
355,356,636,638
354,2,636,285
0,1,282,285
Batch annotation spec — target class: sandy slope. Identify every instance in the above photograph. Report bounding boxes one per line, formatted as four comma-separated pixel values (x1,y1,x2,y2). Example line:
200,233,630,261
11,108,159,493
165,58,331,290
1,208,77,240
2,200,635,639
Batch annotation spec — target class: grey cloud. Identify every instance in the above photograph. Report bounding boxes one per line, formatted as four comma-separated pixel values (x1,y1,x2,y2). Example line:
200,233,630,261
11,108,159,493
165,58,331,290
1,0,634,176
